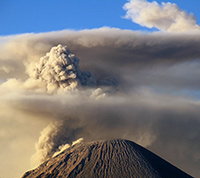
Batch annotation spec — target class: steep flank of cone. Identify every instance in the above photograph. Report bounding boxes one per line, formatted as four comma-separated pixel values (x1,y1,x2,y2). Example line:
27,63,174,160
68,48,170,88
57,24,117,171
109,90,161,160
22,139,193,178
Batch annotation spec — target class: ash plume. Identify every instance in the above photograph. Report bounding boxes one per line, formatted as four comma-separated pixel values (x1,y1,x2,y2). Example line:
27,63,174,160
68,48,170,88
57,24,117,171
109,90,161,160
31,44,96,93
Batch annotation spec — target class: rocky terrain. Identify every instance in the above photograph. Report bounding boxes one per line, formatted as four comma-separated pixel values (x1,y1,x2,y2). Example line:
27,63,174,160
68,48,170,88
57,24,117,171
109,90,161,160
22,139,193,178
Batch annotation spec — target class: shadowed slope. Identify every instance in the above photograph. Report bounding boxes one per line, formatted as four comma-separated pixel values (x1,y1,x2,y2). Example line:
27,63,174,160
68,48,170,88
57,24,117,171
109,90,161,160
22,139,193,178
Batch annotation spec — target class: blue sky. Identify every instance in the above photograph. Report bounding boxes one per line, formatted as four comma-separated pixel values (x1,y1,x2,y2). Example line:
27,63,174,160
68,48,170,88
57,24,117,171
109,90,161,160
1,0,200,35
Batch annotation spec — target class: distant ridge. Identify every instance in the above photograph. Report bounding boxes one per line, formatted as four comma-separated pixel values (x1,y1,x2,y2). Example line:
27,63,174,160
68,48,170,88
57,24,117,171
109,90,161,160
22,139,193,178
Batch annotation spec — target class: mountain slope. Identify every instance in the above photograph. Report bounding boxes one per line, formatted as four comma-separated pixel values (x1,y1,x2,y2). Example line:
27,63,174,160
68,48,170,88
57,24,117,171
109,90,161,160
22,139,193,178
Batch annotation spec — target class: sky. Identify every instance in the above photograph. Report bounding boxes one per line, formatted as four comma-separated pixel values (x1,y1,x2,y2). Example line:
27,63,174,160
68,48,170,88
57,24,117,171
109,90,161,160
1,0,200,35
1,1,200,178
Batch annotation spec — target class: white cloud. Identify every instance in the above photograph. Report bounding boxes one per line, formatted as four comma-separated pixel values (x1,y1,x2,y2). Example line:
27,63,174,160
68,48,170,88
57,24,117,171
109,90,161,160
123,0,200,32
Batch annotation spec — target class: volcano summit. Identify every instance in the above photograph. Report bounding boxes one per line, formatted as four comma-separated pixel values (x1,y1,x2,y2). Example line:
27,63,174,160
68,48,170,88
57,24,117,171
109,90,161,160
22,139,193,178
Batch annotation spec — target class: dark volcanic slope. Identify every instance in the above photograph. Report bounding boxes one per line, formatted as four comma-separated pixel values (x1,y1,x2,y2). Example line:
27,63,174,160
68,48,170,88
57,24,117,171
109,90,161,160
22,139,193,178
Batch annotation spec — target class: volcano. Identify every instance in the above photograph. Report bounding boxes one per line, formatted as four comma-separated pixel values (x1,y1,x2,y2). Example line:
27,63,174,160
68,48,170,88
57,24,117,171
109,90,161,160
22,139,193,178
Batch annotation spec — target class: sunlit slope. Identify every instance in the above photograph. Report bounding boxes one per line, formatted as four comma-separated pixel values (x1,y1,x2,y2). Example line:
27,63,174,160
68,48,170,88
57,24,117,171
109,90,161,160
22,139,193,178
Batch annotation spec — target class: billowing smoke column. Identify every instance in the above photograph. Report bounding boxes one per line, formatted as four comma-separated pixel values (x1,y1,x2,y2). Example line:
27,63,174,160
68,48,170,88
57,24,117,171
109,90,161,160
31,44,96,93
31,120,83,166
30,45,106,165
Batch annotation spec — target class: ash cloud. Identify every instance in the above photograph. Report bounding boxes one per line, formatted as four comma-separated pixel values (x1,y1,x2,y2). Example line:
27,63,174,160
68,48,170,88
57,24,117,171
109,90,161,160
2,28,200,94
0,28,200,177
7,89,200,177
123,0,200,32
